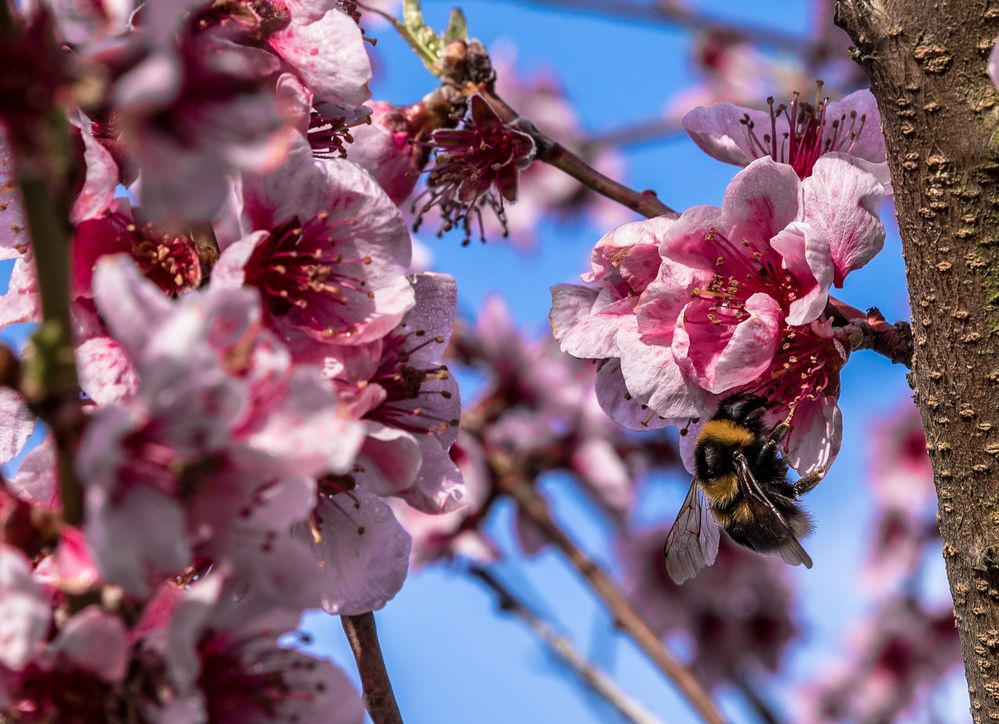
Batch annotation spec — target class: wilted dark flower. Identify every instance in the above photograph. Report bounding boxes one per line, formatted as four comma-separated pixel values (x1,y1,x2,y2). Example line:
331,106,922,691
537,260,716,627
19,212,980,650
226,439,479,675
415,94,535,245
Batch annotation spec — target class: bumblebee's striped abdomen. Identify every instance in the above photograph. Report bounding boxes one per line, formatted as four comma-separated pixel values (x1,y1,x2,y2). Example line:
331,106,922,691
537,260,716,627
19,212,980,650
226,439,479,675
696,419,756,449
699,473,739,507
694,418,760,484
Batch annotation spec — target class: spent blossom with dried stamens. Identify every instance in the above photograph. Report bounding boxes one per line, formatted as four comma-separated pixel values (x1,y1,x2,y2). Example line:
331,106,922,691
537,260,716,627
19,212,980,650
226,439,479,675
414,95,535,245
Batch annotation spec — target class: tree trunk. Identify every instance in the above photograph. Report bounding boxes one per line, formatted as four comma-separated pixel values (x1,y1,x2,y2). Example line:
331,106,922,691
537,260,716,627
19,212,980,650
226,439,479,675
835,1,999,718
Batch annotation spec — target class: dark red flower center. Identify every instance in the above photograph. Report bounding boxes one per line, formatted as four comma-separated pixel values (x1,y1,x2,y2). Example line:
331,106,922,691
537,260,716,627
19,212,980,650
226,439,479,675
690,227,841,412
414,95,534,244
364,329,457,436
739,82,868,179
243,213,374,339
197,632,324,721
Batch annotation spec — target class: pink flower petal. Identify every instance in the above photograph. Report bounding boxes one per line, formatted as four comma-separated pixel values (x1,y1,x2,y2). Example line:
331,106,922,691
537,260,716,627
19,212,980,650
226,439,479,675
594,359,671,431
800,154,885,287
785,394,842,475
9,437,57,508
674,293,781,394
550,284,629,359
721,157,801,253
991,36,999,89
0,544,49,670
681,102,760,166
51,607,129,683
357,425,422,497
770,222,833,326
617,327,711,420
268,5,371,107
71,114,119,223
0,388,34,465
91,255,174,359
0,135,29,260
76,337,139,405
306,483,411,615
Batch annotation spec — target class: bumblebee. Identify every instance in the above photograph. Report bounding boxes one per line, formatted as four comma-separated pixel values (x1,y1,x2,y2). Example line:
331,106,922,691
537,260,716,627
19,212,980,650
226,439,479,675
663,396,825,584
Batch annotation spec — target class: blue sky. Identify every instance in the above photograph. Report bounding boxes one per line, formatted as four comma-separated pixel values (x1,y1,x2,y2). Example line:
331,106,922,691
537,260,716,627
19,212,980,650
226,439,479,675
0,1,965,721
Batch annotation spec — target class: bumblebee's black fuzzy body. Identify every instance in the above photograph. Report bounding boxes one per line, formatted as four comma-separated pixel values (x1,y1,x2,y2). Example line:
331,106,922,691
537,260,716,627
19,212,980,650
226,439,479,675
694,397,811,555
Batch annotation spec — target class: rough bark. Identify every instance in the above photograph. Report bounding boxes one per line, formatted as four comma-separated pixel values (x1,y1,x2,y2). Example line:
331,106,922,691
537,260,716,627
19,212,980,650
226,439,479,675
835,1,999,718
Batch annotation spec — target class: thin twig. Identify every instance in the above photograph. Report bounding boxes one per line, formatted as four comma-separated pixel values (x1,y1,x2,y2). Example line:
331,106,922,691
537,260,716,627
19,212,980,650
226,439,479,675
469,565,665,724
581,116,684,151
728,668,781,724
1,9,86,526
341,612,405,724
827,298,913,368
480,88,675,219
493,464,724,724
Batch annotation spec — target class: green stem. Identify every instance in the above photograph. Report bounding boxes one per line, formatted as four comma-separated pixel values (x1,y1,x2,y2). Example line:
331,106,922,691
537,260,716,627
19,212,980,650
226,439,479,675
9,109,86,527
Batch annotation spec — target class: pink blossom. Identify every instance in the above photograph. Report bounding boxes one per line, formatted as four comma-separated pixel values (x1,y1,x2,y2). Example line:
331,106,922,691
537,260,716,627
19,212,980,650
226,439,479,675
0,389,35,467
223,134,414,350
294,273,462,612
102,6,297,221
327,273,462,511
868,399,934,512
70,112,120,223
264,0,371,109
803,599,961,722
77,256,363,597
862,400,937,594
0,545,49,671
7,438,57,509
134,576,365,722
0,136,28,261
618,529,798,687
346,101,423,204
990,35,999,90
391,432,499,566
682,86,890,189
556,156,885,473
72,205,203,300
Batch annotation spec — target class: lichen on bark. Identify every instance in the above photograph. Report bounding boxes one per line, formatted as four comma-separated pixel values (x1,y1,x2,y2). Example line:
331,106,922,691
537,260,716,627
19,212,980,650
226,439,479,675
836,0,999,717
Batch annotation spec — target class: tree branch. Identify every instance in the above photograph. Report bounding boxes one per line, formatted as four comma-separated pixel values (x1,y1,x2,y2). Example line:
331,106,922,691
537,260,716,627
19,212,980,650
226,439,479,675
341,612,404,724
493,463,723,724
581,116,684,151
828,298,914,367
836,0,999,718
469,565,664,724
479,88,676,219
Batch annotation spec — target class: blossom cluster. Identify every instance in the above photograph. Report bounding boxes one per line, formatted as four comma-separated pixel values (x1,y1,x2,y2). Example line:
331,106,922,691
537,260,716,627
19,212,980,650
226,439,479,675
551,88,889,477
0,0,466,718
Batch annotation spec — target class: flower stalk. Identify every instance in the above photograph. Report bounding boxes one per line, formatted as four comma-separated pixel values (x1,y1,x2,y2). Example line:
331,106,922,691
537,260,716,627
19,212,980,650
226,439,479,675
341,613,405,724
493,458,723,724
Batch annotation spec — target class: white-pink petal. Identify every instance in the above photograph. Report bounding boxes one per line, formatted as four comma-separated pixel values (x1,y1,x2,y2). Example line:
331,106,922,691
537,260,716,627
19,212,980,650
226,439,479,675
800,154,885,287
0,544,49,670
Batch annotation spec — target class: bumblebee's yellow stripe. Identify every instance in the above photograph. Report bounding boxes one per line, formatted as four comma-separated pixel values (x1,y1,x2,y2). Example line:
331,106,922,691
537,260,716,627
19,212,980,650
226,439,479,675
697,419,755,448
700,473,739,506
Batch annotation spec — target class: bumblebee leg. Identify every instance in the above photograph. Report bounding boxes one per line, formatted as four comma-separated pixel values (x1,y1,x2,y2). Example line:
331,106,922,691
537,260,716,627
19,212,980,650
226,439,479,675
794,470,825,496
768,422,789,445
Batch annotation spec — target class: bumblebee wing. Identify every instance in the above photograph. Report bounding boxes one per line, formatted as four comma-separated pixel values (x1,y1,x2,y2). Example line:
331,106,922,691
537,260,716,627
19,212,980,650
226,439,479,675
733,452,814,569
663,477,720,584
